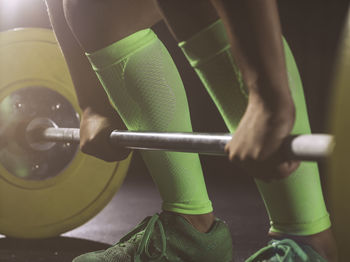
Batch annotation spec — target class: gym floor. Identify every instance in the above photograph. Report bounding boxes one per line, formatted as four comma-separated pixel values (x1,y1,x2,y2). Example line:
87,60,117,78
0,153,270,262
0,0,349,261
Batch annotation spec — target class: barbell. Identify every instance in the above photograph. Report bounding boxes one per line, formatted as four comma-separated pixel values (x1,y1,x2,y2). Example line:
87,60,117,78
30,123,335,161
0,28,131,239
5,105,335,183
0,27,339,240
1,13,350,259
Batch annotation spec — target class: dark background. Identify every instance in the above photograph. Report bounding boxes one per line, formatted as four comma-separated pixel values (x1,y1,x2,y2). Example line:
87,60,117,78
0,0,349,261
0,0,349,181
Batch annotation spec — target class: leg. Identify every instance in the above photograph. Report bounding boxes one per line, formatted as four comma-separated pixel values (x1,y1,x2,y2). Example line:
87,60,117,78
48,1,233,261
62,0,214,228
155,0,337,261
62,0,162,52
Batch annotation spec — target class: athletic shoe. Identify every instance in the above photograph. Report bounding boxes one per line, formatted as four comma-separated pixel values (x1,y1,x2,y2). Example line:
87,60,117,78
72,212,233,262
245,238,326,262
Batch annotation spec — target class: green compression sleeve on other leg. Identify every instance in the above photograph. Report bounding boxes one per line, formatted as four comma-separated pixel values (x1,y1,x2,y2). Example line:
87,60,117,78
179,20,331,235
86,29,212,214
179,20,248,131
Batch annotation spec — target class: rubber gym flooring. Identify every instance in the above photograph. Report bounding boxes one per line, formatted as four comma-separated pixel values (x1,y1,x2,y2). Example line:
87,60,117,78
0,153,269,262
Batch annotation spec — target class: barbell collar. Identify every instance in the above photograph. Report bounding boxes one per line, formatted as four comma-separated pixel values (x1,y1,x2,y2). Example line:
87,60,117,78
39,128,335,161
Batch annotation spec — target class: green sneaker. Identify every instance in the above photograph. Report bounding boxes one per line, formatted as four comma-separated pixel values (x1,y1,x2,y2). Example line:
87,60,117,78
245,239,327,262
72,212,233,262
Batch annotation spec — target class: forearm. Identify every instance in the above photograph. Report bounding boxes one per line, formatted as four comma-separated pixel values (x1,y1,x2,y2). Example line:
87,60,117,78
211,0,294,111
45,0,116,114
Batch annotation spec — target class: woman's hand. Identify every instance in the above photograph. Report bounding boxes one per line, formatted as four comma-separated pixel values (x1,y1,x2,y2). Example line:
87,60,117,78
225,93,300,182
79,106,131,162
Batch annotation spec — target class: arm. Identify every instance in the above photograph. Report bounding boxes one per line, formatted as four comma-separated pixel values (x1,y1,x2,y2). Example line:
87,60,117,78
211,0,299,180
45,0,130,161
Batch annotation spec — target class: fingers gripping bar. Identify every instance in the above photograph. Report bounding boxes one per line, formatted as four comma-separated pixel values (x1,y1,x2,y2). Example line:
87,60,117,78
39,127,334,161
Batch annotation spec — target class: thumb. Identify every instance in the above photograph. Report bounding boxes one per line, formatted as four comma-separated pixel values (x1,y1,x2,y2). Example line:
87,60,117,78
275,160,301,179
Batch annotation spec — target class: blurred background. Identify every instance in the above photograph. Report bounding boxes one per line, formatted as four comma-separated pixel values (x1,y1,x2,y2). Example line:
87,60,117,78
0,0,348,180
0,0,349,261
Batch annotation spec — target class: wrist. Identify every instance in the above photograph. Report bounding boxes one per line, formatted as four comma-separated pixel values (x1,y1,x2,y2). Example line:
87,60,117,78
248,84,295,112
82,105,127,130
248,91,296,127
82,103,116,117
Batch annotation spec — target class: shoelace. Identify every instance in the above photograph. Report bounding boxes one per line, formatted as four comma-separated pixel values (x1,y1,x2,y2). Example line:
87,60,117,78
134,214,166,262
246,239,309,262
115,214,166,262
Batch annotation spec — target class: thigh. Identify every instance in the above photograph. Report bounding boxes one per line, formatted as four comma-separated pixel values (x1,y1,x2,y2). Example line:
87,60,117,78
63,0,162,52
156,0,218,41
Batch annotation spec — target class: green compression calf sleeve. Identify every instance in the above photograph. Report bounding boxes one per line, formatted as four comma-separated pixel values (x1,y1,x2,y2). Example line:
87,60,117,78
86,29,212,214
179,20,331,235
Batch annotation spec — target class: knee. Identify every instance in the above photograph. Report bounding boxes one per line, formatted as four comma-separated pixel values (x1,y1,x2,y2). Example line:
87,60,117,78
62,0,106,34
62,0,88,28
64,0,117,49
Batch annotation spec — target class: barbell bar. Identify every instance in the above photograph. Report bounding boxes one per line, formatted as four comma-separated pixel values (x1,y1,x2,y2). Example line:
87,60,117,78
35,125,335,161
0,27,343,241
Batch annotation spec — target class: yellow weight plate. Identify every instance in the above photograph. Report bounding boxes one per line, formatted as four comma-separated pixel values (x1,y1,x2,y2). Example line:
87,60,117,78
327,11,350,261
0,28,132,238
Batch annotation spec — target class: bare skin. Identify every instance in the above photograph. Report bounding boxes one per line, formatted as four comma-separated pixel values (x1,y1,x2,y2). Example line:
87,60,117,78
210,1,338,260
46,0,130,162
269,229,338,262
211,0,300,181
62,0,162,53
47,0,338,259
156,0,338,260
46,0,213,233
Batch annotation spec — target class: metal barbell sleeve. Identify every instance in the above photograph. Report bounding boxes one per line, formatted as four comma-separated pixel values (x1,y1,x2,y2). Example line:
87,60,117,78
39,127,335,161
